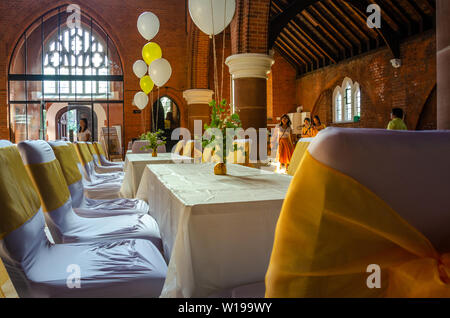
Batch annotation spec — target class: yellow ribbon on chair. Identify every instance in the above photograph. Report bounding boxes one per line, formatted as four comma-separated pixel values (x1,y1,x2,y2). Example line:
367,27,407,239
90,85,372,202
0,146,40,240
87,143,101,166
287,141,310,176
94,142,106,156
68,143,81,164
174,141,184,156
75,143,93,166
0,259,8,298
226,140,250,166
265,151,450,298
25,160,70,213
52,145,83,186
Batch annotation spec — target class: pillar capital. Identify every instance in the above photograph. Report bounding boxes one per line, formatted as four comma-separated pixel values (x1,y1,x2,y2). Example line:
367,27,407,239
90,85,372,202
183,89,214,105
225,53,275,80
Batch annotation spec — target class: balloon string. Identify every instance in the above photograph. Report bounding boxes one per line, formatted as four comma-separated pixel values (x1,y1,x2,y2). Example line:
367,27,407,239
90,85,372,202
157,87,160,131
220,0,227,104
151,90,153,131
210,0,219,103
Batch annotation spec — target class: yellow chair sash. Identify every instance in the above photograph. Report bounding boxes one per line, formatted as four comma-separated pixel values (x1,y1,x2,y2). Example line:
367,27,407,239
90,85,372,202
52,145,83,186
75,143,93,166
87,143,101,166
226,140,250,165
287,141,310,176
266,151,450,298
174,141,184,156
0,259,8,298
94,142,105,156
25,160,70,213
68,143,81,164
0,146,40,240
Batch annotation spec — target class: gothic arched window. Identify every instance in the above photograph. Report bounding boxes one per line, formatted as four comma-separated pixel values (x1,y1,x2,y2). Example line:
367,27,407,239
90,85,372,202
333,78,362,123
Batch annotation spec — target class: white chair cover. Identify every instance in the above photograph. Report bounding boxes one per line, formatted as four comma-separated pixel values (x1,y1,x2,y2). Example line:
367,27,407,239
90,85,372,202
87,142,123,173
0,141,167,297
75,142,124,199
94,142,124,169
132,140,151,154
17,140,162,251
48,141,149,217
308,128,450,251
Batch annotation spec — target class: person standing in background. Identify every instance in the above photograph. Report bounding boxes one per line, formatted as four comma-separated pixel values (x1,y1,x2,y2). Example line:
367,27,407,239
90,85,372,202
387,108,408,130
78,118,91,142
273,114,295,170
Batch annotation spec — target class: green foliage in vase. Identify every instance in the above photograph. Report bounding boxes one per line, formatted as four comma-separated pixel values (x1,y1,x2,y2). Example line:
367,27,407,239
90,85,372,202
201,99,242,163
140,130,167,152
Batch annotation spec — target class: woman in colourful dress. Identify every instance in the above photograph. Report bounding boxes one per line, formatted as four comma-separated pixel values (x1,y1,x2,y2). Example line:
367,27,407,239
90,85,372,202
275,114,295,170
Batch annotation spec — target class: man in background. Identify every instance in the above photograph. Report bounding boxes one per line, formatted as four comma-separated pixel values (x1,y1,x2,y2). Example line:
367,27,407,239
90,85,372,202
387,108,408,130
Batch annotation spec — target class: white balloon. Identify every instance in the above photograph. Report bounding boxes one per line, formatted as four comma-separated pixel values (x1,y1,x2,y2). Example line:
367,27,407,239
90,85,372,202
137,12,160,41
134,91,149,110
189,0,236,36
133,60,148,78
149,58,172,87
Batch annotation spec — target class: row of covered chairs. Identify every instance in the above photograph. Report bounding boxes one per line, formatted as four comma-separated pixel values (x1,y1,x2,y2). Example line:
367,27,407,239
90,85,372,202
0,140,167,297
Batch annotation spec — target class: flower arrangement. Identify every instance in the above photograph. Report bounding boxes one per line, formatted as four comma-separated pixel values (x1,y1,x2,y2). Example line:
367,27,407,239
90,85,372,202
201,99,242,174
140,130,166,156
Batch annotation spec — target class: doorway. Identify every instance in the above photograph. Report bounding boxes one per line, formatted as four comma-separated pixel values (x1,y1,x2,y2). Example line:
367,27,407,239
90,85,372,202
55,104,98,142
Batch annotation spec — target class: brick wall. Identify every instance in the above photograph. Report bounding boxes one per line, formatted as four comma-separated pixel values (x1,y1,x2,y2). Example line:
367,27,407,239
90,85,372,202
0,0,189,145
295,31,437,130
231,0,270,54
268,51,297,125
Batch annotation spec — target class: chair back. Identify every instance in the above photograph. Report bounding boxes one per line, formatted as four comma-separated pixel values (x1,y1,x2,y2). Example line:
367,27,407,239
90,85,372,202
18,140,77,244
48,141,85,208
132,140,151,154
0,141,49,297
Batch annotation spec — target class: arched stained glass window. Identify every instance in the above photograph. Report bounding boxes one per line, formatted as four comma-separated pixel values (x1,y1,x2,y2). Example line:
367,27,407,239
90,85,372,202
43,26,111,98
8,5,124,158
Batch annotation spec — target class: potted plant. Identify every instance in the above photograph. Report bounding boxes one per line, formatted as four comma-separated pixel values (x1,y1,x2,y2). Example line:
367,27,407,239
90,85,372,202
202,99,242,175
140,130,166,157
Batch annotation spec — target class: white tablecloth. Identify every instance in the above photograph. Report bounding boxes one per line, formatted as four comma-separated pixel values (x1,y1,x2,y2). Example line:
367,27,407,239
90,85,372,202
120,153,192,198
136,163,292,298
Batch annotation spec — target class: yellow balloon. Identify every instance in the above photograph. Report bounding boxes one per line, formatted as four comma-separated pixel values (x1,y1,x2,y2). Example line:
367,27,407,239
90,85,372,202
142,42,162,65
140,76,154,94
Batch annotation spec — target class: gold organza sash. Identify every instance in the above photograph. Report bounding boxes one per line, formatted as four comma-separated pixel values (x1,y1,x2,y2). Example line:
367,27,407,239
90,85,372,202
173,141,184,156
94,142,105,156
68,143,81,163
287,141,310,176
0,259,9,298
266,151,450,298
75,143,93,166
87,143,101,165
52,145,83,186
25,160,70,213
0,146,40,240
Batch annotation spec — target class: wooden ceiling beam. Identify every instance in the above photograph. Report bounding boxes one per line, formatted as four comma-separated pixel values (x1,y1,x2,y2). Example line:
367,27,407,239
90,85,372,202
306,5,354,57
317,1,362,48
326,0,371,42
279,32,315,64
345,0,401,58
289,18,338,63
269,0,320,48
273,43,301,72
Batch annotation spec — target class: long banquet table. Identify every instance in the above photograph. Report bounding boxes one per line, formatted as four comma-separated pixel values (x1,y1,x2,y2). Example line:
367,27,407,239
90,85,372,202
136,163,292,298
120,153,192,198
